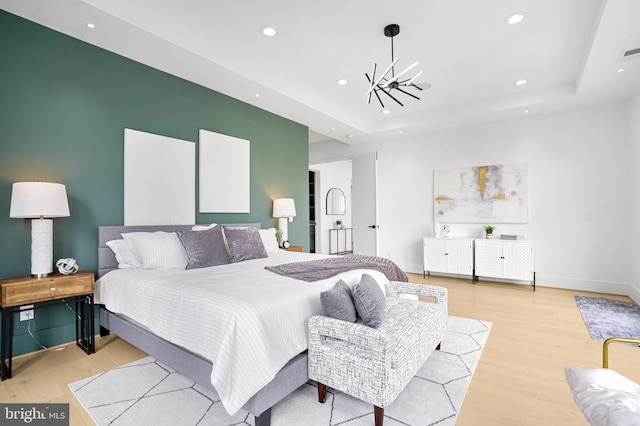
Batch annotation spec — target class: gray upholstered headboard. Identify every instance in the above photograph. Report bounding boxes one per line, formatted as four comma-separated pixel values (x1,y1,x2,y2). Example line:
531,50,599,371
97,223,261,278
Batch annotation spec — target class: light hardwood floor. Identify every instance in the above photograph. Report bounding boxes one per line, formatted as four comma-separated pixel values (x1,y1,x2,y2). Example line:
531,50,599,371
1,275,639,425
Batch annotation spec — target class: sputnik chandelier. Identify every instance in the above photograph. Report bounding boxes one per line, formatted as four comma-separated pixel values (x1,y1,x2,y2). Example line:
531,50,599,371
366,24,423,108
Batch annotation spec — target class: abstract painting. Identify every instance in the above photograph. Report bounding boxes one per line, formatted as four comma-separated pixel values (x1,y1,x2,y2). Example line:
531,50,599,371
434,163,528,223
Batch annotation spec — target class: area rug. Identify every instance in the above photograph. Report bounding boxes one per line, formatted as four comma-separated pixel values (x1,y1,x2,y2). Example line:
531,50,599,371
575,295,640,341
69,316,490,426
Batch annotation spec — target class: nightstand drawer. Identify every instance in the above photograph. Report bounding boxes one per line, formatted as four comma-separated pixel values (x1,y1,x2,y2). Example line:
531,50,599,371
0,272,94,307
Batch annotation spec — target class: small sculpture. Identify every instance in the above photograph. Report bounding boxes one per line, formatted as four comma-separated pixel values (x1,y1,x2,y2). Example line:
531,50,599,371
56,258,79,275
433,223,441,238
441,225,450,238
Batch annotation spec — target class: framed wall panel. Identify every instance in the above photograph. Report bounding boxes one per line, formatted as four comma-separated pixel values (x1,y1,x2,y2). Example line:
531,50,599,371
124,128,195,225
199,129,250,213
434,162,528,223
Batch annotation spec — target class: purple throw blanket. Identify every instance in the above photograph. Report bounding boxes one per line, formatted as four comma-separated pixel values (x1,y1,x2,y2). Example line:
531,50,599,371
265,255,408,283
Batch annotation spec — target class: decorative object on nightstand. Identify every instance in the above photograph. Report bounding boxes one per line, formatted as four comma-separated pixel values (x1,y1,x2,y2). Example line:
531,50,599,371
273,198,296,243
9,182,70,277
0,271,95,379
275,228,284,247
282,241,290,249
335,219,342,229
282,245,303,252
484,225,495,239
441,224,450,238
56,257,79,275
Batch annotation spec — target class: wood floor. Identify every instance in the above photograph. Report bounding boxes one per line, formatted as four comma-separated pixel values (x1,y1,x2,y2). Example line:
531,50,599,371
1,275,639,425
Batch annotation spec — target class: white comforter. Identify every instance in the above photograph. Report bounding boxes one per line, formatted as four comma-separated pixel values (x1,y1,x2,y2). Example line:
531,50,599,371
95,251,388,415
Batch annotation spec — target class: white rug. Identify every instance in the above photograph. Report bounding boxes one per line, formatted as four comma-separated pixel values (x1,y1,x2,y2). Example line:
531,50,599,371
70,316,490,425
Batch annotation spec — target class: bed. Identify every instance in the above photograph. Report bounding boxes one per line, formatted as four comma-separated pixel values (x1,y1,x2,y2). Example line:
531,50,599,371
95,223,391,426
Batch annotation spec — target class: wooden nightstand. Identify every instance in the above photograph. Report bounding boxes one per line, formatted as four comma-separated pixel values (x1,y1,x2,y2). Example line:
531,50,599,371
0,271,95,380
282,246,303,252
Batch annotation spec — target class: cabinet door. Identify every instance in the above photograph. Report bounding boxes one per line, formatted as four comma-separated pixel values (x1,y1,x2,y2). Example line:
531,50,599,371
503,241,533,280
423,238,447,273
474,240,504,278
447,239,473,275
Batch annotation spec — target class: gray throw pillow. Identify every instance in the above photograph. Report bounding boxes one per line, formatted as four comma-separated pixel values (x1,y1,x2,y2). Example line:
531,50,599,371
352,274,386,328
320,280,357,323
224,227,268,263
177,226,230,269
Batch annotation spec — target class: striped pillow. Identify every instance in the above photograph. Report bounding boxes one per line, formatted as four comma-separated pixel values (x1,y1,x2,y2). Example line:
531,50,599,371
122,231,188,270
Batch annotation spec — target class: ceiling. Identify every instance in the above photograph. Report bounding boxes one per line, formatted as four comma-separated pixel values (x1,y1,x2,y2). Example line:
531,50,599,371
2,0,639,145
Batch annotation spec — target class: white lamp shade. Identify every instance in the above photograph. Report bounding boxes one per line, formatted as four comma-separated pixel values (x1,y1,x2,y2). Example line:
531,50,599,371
10,182,70,218
272,198,296,218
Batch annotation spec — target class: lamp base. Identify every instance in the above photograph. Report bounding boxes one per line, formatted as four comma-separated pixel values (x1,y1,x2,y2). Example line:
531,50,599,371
278,217,289,244
31,218,53,277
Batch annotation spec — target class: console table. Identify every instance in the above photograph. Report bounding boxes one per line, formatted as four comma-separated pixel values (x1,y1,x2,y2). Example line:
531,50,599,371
329,228,353,255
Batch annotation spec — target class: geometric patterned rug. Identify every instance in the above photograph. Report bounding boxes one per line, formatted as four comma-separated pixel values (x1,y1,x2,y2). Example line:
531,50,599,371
575,295,640,341
69,316,491,425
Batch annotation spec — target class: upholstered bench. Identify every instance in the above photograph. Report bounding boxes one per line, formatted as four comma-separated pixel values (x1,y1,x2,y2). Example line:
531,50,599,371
308,280,448,426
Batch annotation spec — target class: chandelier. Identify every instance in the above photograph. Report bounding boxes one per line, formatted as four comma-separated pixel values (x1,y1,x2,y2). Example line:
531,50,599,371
366,24,423,108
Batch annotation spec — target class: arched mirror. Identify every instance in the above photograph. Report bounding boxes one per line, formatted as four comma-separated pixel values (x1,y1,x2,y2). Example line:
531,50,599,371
326,188,346,215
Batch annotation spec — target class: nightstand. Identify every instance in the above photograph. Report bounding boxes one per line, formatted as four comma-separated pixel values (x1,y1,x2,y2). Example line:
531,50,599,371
282,246,303,252
0,271,95,380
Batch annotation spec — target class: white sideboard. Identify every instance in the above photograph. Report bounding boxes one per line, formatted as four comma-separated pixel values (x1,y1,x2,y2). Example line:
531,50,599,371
423,237,474,279
474,239,535,290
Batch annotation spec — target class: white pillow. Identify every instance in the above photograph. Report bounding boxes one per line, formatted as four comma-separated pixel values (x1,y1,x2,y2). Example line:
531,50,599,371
565,367,640,426
259,228,280,255
106,239,141,269
122,231,188,270
192,223,218,231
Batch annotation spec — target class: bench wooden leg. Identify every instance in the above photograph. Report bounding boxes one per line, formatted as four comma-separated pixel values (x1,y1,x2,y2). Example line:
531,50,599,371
374,406,384,426
317,382,326,403
436,342,441,350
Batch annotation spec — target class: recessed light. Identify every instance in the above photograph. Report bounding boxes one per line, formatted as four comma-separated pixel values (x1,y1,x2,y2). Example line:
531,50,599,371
618,68,625,73
335,79,348,86
399,130,404,134
261,26,277,37
505,12,527,25
382,109,391,114
255,93,260,97
515,79,528,86
331,127,336,131
524,110,529,114
87,23,96,29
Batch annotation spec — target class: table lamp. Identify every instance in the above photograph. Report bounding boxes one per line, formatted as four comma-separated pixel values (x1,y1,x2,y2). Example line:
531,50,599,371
10,182,70,277
272,198,296,243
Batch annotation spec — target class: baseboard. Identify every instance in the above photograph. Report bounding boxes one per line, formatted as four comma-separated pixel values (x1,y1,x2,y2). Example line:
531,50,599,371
627,284,640,304
534,275,629,296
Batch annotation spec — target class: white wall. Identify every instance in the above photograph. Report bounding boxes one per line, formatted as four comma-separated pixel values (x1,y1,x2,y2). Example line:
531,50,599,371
310,102,631,294
629,90,640,302
309,160,352,254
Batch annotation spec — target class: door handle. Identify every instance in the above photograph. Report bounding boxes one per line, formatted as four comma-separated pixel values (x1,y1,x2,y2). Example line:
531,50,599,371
368,225,379,229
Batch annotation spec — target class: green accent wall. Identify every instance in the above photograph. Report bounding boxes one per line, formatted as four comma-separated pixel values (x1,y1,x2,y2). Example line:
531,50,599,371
0,11,309,356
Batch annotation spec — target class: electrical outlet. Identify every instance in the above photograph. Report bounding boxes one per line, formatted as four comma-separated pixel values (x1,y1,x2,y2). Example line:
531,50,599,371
20,305,34,321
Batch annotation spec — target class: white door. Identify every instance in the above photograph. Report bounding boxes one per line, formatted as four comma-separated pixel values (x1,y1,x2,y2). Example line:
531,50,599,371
351,152,378,256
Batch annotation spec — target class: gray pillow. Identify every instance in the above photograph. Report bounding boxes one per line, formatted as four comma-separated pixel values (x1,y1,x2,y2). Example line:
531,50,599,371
352,274,386,328
177,226,230,269
320,280,357,323
224,227,268,263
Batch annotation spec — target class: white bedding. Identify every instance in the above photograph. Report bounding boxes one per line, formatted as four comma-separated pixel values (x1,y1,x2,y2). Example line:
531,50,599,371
95,251,389,415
